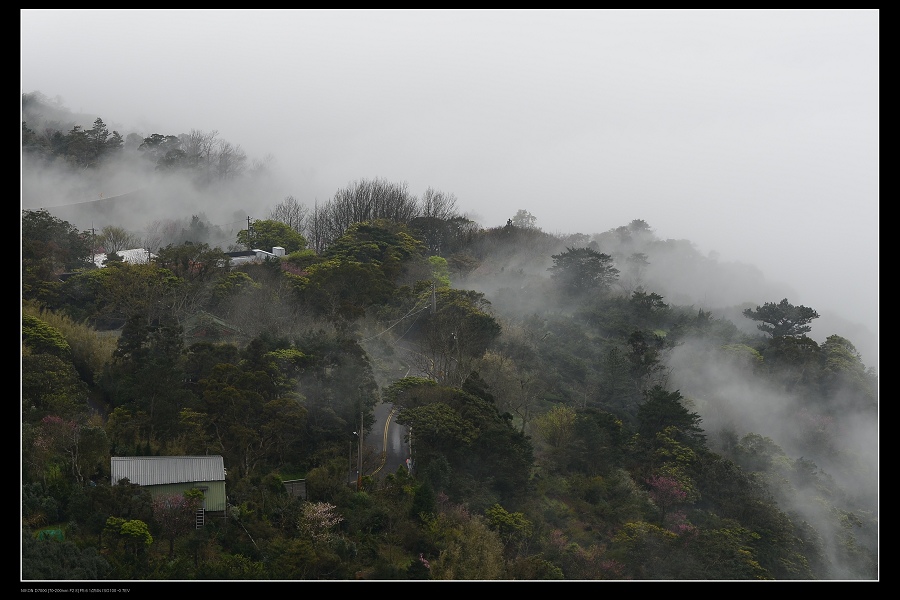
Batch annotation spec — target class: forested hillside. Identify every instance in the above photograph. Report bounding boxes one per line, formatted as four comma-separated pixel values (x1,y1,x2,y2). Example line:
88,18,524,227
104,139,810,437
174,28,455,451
21,93,878,580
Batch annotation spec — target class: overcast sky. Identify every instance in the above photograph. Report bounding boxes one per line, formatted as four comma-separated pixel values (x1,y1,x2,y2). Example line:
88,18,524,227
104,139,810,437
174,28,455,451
21,9,879,354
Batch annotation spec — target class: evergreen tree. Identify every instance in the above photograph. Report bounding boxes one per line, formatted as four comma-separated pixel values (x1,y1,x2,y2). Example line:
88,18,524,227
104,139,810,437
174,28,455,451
742,298,820,338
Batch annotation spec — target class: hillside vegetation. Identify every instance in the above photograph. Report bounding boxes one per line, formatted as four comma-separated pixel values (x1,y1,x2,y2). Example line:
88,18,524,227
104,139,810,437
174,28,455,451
21,93,877,580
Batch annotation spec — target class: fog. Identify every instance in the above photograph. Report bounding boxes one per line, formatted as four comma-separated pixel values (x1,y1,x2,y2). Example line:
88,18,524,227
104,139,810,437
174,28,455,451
665,336,878,578
21,9,878,367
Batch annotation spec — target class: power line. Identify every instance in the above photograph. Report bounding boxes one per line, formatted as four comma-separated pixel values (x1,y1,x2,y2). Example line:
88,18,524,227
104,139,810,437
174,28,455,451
26,193,250,235
393,306,428,344
360,301,431,343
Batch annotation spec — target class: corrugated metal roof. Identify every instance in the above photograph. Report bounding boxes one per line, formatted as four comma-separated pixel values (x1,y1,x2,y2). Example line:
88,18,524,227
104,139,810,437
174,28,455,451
110,456,225,486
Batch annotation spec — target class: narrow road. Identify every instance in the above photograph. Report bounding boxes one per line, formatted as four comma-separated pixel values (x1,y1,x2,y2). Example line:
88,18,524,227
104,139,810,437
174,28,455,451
366,402,410,480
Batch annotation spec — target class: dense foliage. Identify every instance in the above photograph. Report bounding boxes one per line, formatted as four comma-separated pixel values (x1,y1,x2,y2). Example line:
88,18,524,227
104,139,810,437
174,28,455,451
21,100,877,581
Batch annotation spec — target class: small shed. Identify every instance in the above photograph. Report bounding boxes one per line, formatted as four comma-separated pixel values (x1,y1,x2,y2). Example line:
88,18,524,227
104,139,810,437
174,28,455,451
110,456,227,512
283,479,307,499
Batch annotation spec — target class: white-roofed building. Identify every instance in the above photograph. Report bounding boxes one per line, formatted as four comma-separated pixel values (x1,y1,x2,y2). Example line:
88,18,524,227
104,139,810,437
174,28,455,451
92,247,156,268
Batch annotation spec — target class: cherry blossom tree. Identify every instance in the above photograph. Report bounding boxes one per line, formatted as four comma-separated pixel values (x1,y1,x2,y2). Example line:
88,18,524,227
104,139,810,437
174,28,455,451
646,475,688,523
298,502,344,544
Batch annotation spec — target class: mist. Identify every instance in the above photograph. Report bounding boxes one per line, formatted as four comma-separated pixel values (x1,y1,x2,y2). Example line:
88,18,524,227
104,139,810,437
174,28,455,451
21,9,878,365
665,336,877,578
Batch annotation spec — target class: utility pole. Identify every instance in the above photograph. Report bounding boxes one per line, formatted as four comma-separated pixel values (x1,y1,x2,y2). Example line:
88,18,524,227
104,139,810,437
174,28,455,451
91,221,97,265
90,224,96,267
357,406,363,491
246,216,253,250
431,280,436,314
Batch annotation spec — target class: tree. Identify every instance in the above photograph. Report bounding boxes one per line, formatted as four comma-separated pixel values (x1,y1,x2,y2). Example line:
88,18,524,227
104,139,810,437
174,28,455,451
819,334,877,413
620,252,650,294
476,350,545,434
298,502,344,544
428,255,451,288
420,187,459,220
410,214,477,256
61,124,92,168
138,133,184,169
629,289,668,326
742,298,819,338
22,302,118,386
636,386,706,451
238,219,308,253
22,209,93,279
58,262,182,328
179,129,219,184
411,288,502,386
625,330,669,390
154,241,230,282
393,380,533,506
533,404,577,451
410,187,466,253
759,335,822,390
97,225,137,254
269,195,309,235
215,139,247,179
32,415,109,484
628,219,652,234
102,314,192,446
124,132,143,153
249,153,276,179
194,345,310,478
299,258,394,323
314,178,420,249
645,475,688,524
22,313,71,358
22,354,91,424
424,505,506,579
84,118,123,166
103,517,153,557
152,491,203,557
22,529,110,579
549,247,619,296
322,220,426,282
22,120,46,159
510,209,538,229
195,363,269,478
485,503,534,558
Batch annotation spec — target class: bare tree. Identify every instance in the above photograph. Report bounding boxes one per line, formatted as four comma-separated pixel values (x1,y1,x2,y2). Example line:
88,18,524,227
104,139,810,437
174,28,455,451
249,153,276,179
411,187,465,254
268,195,309,235
179,129,205,168
316,178,419,250
477,350,546,434
141,221,164,255
216,140,246,180
180,129,219,184
97,225,137,253
141,219,182,253
307,200,328,254
420,187,458,220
